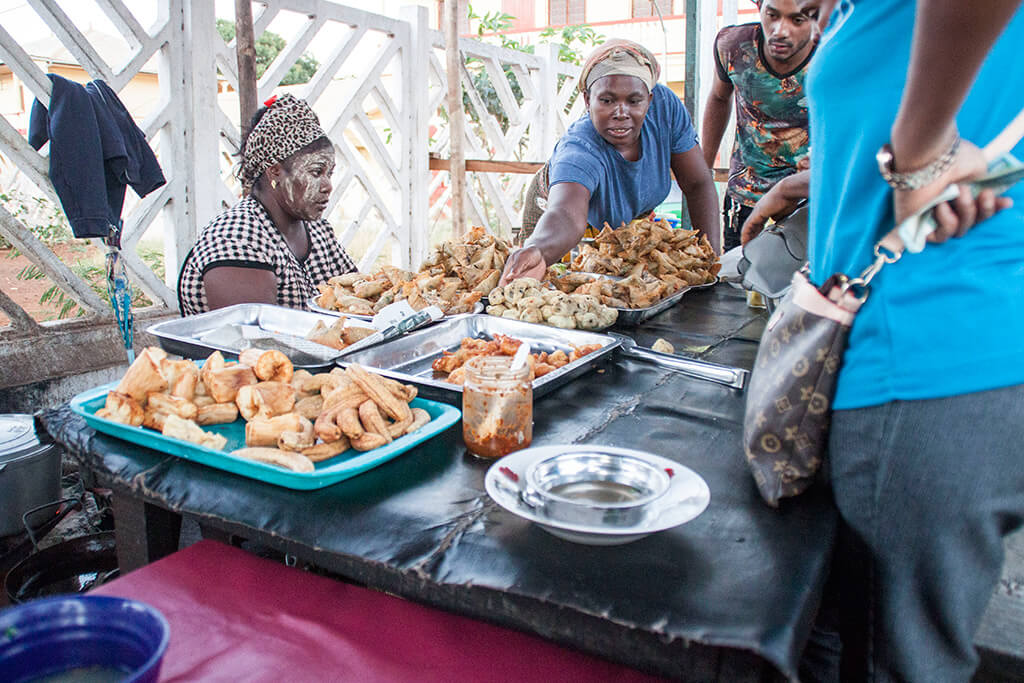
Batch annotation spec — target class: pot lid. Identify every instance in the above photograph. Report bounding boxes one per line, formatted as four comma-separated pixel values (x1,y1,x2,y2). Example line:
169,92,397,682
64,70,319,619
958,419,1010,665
0,414,52,464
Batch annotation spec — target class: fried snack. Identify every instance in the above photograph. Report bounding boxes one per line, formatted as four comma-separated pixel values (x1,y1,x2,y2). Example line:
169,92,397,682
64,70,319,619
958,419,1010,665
351,432,388,451
302,438,350,462
235,381,296,421
142,408,168,432
278,416,315,452
358,399,392,444
337,407,365,440
245,413,304,447
237,348,264,368
230,447,314,473
346,365,411,422
195,402,239,426
161,359,199,400
486,278,617,330
145,392,198,421
430,334,600,384
162,414,227,450
294,394,324,420
104,392,144,426
254,350,293,383
321,382,369,412
200,350,227,392
652,338,675,354
193,395,216,408
407,408,431,433
564,216,719,308
115,348,168,403
315,227,510,316
205,365,258,403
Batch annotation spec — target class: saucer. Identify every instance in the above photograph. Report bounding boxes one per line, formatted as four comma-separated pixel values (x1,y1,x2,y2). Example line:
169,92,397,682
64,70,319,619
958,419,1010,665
485,445,710,545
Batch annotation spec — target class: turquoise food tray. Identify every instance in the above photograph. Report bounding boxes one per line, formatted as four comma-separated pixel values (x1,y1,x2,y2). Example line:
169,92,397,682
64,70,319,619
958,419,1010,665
69,383,461,490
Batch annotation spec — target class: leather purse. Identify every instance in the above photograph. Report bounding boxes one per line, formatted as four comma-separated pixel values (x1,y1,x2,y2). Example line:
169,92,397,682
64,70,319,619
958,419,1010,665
737,201,808,300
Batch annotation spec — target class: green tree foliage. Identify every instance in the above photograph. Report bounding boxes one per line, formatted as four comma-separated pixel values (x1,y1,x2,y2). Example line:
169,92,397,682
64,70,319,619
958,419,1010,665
463,6,603,134
216,19,319,86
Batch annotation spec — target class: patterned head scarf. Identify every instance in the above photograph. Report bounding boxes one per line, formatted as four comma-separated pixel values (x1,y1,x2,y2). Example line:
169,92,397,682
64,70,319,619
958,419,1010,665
240,94,326,186
579,39,660,94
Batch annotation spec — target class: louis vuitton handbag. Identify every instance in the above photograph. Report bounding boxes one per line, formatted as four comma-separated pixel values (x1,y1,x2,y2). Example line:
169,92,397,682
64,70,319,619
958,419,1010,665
743,114,1024,507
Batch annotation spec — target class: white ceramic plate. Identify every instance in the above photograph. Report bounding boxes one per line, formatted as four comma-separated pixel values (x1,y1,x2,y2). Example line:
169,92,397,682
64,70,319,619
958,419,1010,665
484,445,710,545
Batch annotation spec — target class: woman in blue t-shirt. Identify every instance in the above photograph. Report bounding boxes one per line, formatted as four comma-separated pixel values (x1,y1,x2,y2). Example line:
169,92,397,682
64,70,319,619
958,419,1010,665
499,40,720,285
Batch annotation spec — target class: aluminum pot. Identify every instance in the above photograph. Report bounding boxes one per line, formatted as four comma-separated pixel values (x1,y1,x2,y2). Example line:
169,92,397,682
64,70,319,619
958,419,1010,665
0,414,62,537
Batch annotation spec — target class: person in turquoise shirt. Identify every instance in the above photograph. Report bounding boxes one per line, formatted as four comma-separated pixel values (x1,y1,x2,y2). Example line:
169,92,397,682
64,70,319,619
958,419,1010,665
799,0,1024,679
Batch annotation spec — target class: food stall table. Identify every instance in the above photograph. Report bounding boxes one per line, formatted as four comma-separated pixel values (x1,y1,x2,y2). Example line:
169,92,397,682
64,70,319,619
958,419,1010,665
41,285,837,681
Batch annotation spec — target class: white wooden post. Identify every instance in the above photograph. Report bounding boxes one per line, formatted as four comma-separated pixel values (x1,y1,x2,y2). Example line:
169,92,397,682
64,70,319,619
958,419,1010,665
538,42,561,161
444,0,466,238
403,4,430,268
180,0,221,262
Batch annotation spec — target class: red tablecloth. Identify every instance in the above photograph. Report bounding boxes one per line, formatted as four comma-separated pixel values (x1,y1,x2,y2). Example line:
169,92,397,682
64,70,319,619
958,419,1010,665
93,540,666,682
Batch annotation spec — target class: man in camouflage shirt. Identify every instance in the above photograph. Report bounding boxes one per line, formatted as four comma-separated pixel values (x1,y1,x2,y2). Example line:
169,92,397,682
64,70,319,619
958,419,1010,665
701,0,819,250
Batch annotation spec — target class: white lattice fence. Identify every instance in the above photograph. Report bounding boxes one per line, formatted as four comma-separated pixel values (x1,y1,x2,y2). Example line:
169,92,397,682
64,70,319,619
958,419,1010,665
425,37,584,240
0,0,582,358
0,0,189,333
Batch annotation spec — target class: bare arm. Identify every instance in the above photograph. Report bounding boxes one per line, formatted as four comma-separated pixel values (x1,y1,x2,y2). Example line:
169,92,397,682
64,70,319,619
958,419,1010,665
740,170,810,244
203,266,279,310
499,181,590,285
701,76,735,171
889,0,1021,234
673,147,723,254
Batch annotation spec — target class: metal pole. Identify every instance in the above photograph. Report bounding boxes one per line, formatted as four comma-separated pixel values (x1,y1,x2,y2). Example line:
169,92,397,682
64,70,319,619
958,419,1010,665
444,0,467,238
684,0,701,119
235,0,258,145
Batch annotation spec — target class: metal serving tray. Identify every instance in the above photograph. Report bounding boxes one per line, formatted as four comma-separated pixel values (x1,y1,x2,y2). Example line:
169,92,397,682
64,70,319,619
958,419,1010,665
147,303,375,372
336,314,619,404
557,272,716,326
307,297,483,320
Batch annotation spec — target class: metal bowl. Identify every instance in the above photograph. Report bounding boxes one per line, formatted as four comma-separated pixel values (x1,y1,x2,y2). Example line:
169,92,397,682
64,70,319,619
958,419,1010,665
522,451,671,527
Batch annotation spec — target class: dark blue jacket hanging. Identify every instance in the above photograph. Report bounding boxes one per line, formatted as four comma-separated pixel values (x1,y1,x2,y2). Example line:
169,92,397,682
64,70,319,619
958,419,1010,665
28,73,166,239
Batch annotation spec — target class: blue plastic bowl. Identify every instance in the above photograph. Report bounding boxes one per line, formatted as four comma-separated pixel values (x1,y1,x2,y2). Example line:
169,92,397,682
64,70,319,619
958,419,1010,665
0,595,170,683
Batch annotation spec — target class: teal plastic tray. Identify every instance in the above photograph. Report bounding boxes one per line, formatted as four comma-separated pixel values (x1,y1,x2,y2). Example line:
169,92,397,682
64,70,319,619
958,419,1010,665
70,383,461,490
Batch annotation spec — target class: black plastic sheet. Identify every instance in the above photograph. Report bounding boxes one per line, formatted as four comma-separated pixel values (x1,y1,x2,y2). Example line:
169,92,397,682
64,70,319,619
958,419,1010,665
42,286,836,681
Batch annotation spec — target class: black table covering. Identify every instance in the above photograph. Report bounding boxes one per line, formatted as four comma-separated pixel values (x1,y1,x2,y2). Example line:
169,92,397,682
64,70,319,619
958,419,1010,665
41,286,837,681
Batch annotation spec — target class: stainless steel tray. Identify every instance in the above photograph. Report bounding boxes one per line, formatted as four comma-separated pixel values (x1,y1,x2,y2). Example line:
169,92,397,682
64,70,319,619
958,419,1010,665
307,297,483,320
336,314,619,404
147,304,375,372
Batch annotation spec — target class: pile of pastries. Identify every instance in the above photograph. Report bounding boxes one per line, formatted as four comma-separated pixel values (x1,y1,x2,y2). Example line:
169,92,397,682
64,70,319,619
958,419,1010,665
485,277,618,330
315,226,511,316
97,346,429,472
568,216,720,304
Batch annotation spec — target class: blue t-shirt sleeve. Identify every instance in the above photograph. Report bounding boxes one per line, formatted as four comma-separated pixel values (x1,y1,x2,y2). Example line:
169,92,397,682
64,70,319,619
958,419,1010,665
547,137,601,193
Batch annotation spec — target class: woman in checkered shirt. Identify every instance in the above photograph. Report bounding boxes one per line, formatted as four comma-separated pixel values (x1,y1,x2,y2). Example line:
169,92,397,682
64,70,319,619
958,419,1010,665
177,94,357,315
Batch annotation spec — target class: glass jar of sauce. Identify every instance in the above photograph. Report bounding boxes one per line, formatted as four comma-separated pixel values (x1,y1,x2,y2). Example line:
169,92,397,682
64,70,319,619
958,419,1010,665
462,355,532,459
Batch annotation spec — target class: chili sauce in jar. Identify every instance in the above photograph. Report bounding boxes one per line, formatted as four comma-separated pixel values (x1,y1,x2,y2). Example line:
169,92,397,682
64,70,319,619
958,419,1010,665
462,355,532,459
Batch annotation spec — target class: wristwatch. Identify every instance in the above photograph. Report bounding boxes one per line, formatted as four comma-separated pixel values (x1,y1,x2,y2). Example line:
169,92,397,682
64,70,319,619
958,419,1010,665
876,135,960,191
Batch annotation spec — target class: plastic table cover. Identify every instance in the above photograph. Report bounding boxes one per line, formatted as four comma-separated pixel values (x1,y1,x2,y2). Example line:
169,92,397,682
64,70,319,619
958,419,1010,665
42,286,837,681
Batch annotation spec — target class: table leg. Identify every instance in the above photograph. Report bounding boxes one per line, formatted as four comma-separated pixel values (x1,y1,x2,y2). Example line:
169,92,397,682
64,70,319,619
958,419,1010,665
111,496,182,572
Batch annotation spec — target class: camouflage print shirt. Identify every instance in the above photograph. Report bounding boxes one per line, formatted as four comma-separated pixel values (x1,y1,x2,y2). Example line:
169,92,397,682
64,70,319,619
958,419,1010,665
714,23,813,207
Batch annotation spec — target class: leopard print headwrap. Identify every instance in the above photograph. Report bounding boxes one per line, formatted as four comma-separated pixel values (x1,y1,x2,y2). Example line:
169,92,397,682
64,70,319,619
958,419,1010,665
239,94,326,186
579,39,660,94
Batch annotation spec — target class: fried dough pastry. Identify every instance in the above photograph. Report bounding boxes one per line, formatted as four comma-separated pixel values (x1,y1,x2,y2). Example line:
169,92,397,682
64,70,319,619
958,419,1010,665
556,215,719,309
99,354,430,470
314,226,511,316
